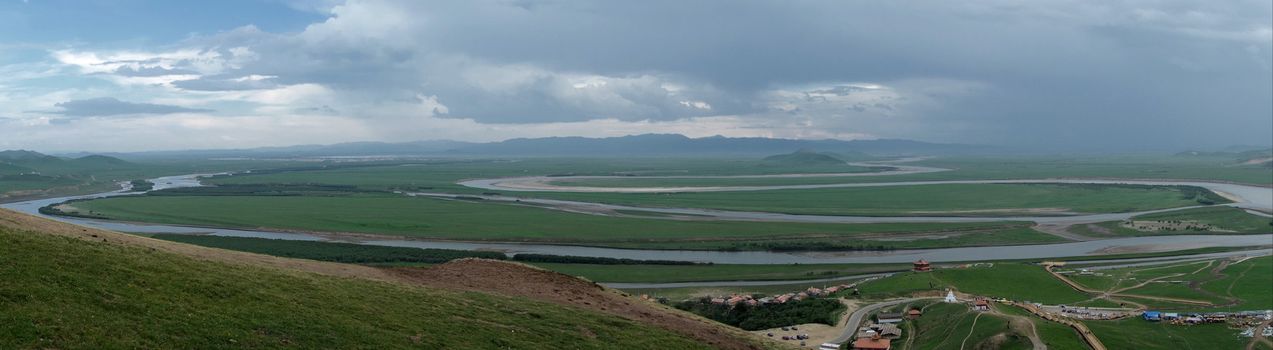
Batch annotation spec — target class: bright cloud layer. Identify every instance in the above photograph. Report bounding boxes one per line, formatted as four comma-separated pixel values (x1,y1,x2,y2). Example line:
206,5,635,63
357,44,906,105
0,0,1269,152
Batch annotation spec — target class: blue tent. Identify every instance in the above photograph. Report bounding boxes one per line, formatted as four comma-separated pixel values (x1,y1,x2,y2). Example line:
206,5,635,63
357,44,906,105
1143,311,1161,321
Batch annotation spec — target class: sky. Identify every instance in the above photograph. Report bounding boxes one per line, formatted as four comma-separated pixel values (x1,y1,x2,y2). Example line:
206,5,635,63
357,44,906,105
0,0,1270,153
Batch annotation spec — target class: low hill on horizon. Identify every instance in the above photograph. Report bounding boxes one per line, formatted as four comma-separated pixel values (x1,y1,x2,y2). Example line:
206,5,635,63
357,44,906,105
0,150,133,174
55,134,991,159
760,149,850,166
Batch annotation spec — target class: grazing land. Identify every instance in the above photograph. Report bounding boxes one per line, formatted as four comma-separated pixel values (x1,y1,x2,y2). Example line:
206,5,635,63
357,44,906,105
146,233,507,263
1066,256,1273,311
1070,206,1273,238
0,150,307,202
67,194,1060,250
1085,318,1246,350
492,262,906,284
524,183,1223,216
898,302,1031,350
855,263,1094,304
0,224,717,349
546,155,1273,188
994,304,1090,350
206,157,879,192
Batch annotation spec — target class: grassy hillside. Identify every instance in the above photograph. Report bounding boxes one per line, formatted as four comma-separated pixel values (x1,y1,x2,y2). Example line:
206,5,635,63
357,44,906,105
0,224,721,349
898,302,1030,350
760,150,848,167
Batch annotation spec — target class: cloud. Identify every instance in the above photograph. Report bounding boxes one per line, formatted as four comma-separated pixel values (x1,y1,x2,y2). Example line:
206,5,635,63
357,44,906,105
112,66,198,77
173,75,280,91
51,97,213,117
5,0,1268,151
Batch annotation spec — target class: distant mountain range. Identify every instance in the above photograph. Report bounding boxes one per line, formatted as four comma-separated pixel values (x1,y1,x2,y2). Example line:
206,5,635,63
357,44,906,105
57,134,993,159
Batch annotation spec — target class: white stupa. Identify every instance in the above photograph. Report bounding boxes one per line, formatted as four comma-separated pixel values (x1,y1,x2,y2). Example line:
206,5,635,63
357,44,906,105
944,290,957,303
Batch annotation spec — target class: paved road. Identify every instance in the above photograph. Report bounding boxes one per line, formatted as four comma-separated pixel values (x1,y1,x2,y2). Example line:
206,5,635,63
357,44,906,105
831,297,936,344
603,272,897,289
601,248,1271,289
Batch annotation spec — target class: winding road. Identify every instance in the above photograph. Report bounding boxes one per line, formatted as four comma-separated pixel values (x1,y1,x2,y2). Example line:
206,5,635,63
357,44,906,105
832,297,935,344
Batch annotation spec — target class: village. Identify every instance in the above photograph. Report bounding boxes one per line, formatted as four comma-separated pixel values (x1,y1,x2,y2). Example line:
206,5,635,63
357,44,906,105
669,258,1273,350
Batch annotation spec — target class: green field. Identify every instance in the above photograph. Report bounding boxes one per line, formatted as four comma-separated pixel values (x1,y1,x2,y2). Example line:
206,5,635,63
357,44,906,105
0,153,313,203
1085,318,1246,350
207,157,878,192
0,227,712,349
527,262,907,283
1070,206,1273,237
147,233,507,263
898,302,1029,350
525,183,1222,217
68,194,1062,250
545,155,1273,188
857,264,1094,304
994,305,1090,350
1064,260,1214,292
1060,256,1273,311
1201,256,1273,310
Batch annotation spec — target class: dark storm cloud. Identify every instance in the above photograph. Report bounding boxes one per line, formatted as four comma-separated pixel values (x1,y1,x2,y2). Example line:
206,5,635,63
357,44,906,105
166,0,1269,148
52,97,212,117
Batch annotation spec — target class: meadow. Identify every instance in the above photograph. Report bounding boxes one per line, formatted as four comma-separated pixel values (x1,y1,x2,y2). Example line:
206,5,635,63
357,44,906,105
147,233,507,263
0,226,711,349
994,305,1089,350
855,263,1094,304
525,183,1221,217
897,302,1029,350
547,154,1273,188
1070,206,1273,237
69,194,1059,250
1084,318,1246,350
205,157,878,192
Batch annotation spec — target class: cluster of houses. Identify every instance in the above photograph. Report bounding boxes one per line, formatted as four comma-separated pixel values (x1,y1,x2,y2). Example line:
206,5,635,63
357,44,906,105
707,283,859,307
849,309,922,350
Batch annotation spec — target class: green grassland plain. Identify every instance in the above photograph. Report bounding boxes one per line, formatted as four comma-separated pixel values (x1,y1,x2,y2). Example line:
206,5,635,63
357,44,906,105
1070,206,1273,237
519,183,1220,217
70,194,1064,250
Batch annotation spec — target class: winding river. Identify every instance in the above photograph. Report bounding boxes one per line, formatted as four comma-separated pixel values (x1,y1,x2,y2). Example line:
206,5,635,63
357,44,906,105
2,162,1271,267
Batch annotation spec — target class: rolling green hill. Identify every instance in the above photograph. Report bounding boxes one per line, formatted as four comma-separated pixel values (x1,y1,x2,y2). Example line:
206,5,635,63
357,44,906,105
0,210,762,349
0,150,134,175
760,149,847,166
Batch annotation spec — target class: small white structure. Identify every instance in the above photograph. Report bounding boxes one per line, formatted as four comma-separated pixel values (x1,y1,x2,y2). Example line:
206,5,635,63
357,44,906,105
819,343,841,350
945,290,958,303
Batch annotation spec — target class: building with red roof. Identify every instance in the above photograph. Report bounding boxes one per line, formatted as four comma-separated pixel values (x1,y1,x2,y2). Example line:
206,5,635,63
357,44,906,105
852,337,891,350
913,259,932,272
